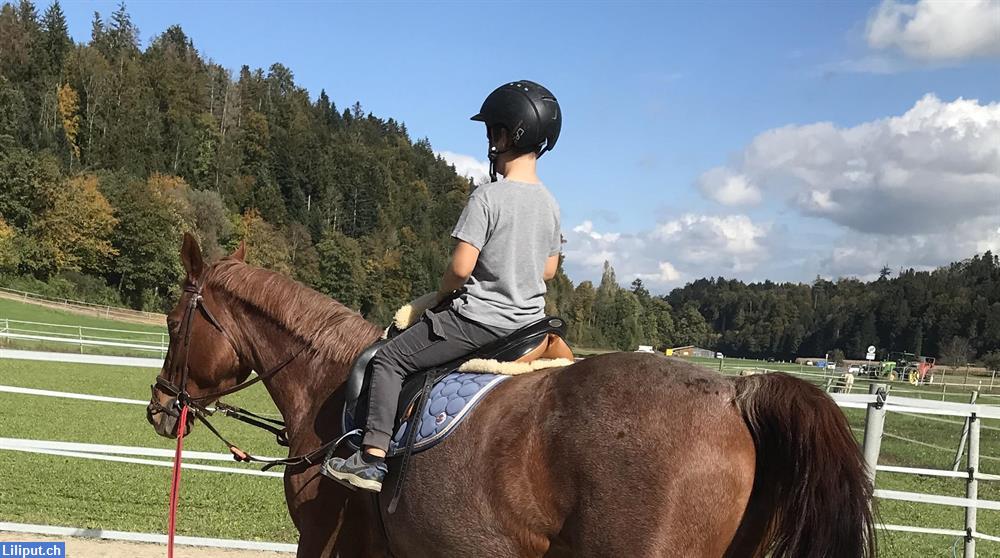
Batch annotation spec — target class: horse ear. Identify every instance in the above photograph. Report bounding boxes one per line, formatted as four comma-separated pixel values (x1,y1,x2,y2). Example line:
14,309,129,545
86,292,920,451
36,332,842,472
180,232,205,282
230,240,246,262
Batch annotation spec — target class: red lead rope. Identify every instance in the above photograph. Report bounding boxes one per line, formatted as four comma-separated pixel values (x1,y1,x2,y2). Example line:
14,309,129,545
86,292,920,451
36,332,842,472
167,404,189,558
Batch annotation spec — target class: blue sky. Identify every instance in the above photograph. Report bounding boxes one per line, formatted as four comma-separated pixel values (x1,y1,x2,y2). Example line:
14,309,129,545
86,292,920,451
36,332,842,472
61,1,1000,291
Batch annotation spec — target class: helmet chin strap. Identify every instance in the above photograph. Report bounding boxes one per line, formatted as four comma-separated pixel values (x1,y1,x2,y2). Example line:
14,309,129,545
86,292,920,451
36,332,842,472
488,146,498,182
486,126,510,183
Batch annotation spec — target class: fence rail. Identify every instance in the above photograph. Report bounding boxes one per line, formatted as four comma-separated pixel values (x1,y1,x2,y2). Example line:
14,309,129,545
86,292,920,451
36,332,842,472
0,318,167,356
0,521,296,553
0,286,165,325
0,348,163,368
831,386,997,557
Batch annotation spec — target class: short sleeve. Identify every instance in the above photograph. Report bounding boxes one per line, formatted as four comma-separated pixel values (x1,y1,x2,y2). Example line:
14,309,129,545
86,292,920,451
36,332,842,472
549,208,561,256
451,194,490,250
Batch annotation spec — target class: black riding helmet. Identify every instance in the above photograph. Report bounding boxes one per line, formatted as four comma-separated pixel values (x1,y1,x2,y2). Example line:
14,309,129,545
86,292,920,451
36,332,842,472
471,80,561,182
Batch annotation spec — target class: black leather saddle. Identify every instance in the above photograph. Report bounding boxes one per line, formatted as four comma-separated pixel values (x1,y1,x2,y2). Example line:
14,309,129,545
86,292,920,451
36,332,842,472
343,315,569,434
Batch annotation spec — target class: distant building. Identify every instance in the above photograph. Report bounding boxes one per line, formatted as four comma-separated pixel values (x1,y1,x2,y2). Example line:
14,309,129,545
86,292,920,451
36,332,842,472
666,346,715,358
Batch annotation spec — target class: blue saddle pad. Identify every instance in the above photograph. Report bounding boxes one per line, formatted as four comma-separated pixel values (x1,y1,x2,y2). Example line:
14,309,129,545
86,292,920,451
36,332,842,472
345,372,508,457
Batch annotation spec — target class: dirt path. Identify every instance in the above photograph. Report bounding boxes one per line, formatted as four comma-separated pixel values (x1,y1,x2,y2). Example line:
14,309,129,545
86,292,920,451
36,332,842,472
0,533,292,558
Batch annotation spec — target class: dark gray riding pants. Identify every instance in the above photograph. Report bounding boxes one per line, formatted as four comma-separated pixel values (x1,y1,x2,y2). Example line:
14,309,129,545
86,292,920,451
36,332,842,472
362,307,511,451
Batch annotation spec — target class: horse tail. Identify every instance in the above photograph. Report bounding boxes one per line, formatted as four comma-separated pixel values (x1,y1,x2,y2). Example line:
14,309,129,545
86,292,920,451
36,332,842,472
725,373,877,558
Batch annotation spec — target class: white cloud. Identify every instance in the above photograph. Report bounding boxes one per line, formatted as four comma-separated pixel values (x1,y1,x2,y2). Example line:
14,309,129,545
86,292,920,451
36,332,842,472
562,214,771,291
697,167,762,206
637,261,682,283
700,94,1000,278
822,216,1000,279
437,151,490,184
866,0,1000,62
573,221,620,242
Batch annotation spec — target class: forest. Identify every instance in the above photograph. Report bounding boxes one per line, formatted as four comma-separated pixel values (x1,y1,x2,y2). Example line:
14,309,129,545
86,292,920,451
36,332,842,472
1,1,997,366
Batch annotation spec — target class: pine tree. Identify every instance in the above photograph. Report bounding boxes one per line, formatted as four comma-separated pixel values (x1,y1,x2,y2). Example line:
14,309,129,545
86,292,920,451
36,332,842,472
16,0,38,33
107,2,139,55
40,0,70,74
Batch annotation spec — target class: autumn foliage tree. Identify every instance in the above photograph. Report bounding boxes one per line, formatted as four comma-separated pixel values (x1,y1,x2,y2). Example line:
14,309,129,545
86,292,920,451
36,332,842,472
56,82,80,164
35,174,116,273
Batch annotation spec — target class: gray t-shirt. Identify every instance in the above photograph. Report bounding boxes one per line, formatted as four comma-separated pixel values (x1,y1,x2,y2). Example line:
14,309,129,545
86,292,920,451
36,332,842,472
450,179,561,330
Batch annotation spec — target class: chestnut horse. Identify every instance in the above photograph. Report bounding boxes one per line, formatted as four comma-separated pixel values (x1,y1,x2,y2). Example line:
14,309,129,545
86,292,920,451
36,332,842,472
147,235,876,558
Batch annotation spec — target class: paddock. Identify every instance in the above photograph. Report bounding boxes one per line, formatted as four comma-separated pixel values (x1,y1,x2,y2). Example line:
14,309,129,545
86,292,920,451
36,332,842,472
1,345,999,556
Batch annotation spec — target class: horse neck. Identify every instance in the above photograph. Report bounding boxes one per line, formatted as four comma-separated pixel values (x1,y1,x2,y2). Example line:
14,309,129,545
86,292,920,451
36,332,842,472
223,298,377,450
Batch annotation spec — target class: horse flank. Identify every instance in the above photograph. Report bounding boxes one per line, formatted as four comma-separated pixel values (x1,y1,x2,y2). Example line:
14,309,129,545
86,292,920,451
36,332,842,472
206,258,383,366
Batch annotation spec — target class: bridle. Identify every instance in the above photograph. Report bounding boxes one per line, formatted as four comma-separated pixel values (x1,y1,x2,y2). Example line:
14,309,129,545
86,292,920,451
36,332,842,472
148,281,338,468
149,282,305,415
151,283,236,417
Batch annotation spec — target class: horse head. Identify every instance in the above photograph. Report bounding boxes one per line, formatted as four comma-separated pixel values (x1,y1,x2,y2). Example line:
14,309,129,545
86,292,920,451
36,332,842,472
146,233,252,438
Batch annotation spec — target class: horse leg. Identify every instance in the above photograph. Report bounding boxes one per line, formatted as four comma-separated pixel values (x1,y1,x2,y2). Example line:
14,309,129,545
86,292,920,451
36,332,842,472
286,465,384,558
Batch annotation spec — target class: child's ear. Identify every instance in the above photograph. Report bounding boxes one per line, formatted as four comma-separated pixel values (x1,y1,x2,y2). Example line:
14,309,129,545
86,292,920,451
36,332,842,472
489,125,511,152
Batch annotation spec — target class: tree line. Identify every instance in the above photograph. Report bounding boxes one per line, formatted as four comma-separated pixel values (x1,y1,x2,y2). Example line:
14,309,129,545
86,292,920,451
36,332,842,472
0,1,471,323
0,1,996,365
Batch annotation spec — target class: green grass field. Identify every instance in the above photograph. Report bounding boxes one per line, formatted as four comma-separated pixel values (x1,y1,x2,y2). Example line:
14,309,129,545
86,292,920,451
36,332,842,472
0,298,167,357
0,298,165,333
0,359,296,542
0,301,998,554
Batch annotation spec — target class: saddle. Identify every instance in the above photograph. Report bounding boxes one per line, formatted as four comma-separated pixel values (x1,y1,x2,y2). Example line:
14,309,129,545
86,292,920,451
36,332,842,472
342,315,573,456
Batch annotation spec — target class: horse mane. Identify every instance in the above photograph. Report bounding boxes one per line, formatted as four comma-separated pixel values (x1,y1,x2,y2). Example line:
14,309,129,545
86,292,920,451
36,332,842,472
205,258,382,365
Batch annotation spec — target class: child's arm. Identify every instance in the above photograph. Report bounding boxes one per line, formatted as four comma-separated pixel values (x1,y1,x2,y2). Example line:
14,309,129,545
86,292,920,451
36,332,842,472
543,254,558,281
438,241,480,299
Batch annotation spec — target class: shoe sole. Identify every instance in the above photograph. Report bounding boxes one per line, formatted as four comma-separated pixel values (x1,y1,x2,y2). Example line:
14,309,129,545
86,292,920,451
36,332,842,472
322,466,383,492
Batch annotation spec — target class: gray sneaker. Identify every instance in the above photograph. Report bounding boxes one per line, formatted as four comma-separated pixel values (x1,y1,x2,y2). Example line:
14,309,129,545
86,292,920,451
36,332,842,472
322,451,387,492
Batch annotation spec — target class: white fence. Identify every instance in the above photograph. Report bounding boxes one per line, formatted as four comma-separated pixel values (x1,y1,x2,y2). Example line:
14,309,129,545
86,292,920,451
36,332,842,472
0,352,293,553
834,385,1000,556
0,319,167,356
0,521,296,553
0,348,163,368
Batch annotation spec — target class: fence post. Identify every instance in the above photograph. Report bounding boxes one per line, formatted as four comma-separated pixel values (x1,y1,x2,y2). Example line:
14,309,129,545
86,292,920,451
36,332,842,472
953,391,980,471
964,407,980,558
78,326,84,354
861,383,887,485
